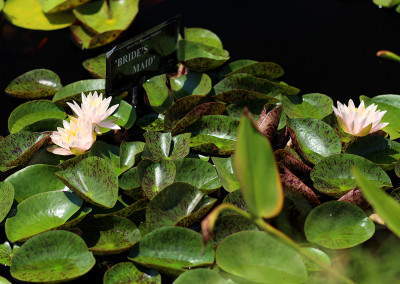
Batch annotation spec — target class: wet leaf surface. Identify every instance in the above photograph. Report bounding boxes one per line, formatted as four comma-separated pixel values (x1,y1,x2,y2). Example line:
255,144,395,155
82,52,106,79
170,72,212,99
103,262,161,284
0,182,14,223
52,79,105,106
282,93,333,119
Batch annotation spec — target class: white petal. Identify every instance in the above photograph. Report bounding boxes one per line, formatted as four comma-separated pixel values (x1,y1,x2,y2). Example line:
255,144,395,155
46,146,74,156
98,121,121,130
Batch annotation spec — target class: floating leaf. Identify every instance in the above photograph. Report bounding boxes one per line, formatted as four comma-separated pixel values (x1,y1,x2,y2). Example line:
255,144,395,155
142,132,190,161
216,231,307,284
213,89,280,105
138,113,165,131
218,59,257,79
287,118,342,164
170,72,212,99
5,164,67,203
211,156,240,193
0,182,14,223
10,230,95,283
89,141,125,176
108,98,136,130
81,215,141,255
120,141,145,170
221,190,248,216
304,201,375,249
143,74,174,114
282,93,333,119
128,227,215,276
0,0,4,11
56,156,119,208
52,79,105,106
93,198,148,219
174,269,232,284
70,24,122,49
119,167,141,191
59,206,92,229
38,0,91,13
103,262,161,284
301,246,331,272
184,27,223,49
3,0,76,30
82,53,106,79
234,112,283,218
0,131,48,172
5,191,82,242
225,62,285,80
5,69,62,99
21,118,64,133
310,154,391,197
0,242,12,266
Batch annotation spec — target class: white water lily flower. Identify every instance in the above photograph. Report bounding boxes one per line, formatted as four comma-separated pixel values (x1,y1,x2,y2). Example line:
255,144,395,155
67,91,120,134
332,99,389,137
47,116,96,156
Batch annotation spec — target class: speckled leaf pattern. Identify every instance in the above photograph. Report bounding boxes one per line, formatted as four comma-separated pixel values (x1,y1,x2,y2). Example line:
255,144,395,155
93,198,148,219
174,269,233,284
5,191,82,242
81,215,141,255
57,152,89,170
120,141,145,170
146,182,216,232
119,166,141,191
220,183,247,216
0,182,14,223
143,74,174,114
0,242,12,266
5,69,62,99
82,52,106,78
304,201,375,249
0,131,48,171
170,73,212,99
55,156,119,208
143,132,172,160
211,156,240,193
225,99,271,121
5,164,66,203
38,0,92,13
70,24,123,49
10,230,95,283
337,189,369,210
138,113,165,131
225,62,285,80
59,206,92,229
89,141,125,176
173,158,221,193
274,149,312,178
137,160,176,200
282,93,333,119
346,135,400,170
184,27,224,49
169,133,191,160
103,262,161,284
257,105,282,141
311,153,392,197
212,89,280,104
52,79,105,106
128,227,215,276
287,118,342,165
218,59,257,79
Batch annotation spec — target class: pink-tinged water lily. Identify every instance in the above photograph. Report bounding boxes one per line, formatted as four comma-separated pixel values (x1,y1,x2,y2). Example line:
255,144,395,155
67,91,120,134
332,99,389,137
47,116,96,156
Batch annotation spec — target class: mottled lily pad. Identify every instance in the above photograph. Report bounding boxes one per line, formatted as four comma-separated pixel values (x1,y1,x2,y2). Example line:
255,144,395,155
221,190,248,216
143,74,174,114
107,98,136,130
225,62,285,80
304,201,375,249
21,118,64,133
10,230,95,283
52,79,105,106
310,154,392,197
5,69,62,99
282,93,333,119
142,132,190,161
213,89,280,105
138,113,165,131
70,24,122,49
211,156,240,193
184,27,223,49
128,226,215,276
0,182,14,223
103,262,161,284
170,72,212,99
82,52,106,79
0,241,12,266
301,246,331,272
56,156,119,208
218,59,257,79
5,191,82,242
174,269,233,284
38,0,91,13
225,99,271,122
89,141,128,176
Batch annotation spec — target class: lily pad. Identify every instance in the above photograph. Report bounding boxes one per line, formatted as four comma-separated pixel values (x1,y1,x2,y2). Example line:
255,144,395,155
287,118,342,164
128,226,215,276
143,74,174,114
225,62,285,80
119,166,141,191
184,27,224,49
211,156,240,193
146,182,216,232
3,0,76,30
216,231,307,284
81,215,141,255
213,89,280,105
218,59,257,79
38,0,91,13
108,98,136,130
0,242,12,266
174,158,221,193
55,156,119,208
301,246,331,272
5,191,82,242
120,141,145,170
103,262,161,284
82,52,106,79
282,93,333,119
304,201,375,249
70,24,123,49
225,99,271,122
310,154,392,197
170,72,212,99
174,269,233,284
0,182,14,223
52,79,105,106
138,113,165,131
5,164,67,203
221,190,248,216
21,118,65,132
10,230,95,283
142,132,191,161
5,69,62,99
89,141,125,176
0,131,48,172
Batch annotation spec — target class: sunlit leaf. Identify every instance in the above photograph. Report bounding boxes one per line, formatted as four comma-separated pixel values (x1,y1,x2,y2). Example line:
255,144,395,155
38,0,91,13
104,262,161,284
170,72,212,99
52,79,105,106
82,53,106,79
0,182,14,223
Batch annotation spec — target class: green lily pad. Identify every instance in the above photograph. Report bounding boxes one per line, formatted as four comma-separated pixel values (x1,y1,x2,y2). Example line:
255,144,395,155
211,156,240,193
128,226,215,276
137,160,176,200
93,198,148,219
81,215,141,255
346,135,400,170
26,147,68,167
38,0,91,13
221,190,248,216
57,152,89,169
186,115,239,155
213,89,280,105
120,141,145,169
89,141,125,176
59,206,92,229
52,79,105,106
310,154,392,197
142,132,191,161
5,164,67,203
21,118,64,132
143,74,174,114
146,182,216,232
170,72,212,99
225,62,285,80
107,98,136,130
0,131,48,172
82,52,106,79
218,59,257,79
287,118,342,164
216,231,307,284
56,156,119,208
304,201,375,249
0,0,4,11
137,113,165,131
119,166,140,191
5,191,82,242
0,182,14,223
282,93,333,119
184,27,223,49
8,100,66,134
5,69,62,99
174,158,221,193
0,242,12,266
10,230,95,283
174,269,233,284
103,262,161,284
3,0,76,30
225,99,271,122
301,246,331,272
